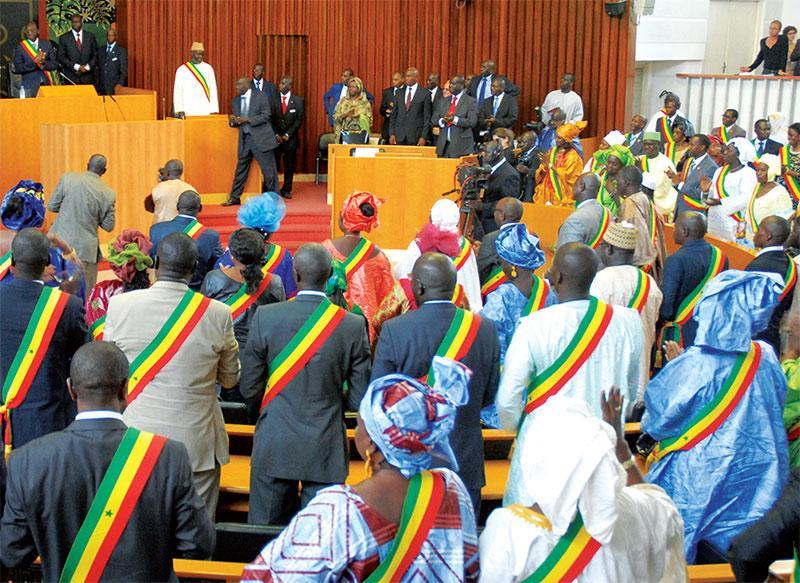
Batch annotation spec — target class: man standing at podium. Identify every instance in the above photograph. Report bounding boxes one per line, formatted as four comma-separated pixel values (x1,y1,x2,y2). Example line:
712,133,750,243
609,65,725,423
173,42,219,118
96,28,127,95
12,21,58,97
58,15,98,86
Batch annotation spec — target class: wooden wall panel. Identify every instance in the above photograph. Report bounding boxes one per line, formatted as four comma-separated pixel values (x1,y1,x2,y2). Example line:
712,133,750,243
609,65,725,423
116,0,635,172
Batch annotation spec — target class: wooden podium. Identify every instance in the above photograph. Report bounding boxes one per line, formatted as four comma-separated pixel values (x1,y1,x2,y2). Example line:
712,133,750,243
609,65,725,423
38,85,98,98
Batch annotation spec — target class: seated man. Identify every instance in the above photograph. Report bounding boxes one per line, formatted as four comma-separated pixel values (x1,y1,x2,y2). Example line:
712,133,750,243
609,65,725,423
0,342,214,581
643,271,789,562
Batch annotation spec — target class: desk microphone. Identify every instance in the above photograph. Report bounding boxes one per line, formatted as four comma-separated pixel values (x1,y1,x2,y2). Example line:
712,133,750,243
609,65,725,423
58,71,78,85
107,93,127,121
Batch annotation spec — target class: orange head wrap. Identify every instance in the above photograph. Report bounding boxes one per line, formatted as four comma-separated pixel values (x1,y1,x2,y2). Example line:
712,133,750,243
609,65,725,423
556,120,588,142
341,191,385,233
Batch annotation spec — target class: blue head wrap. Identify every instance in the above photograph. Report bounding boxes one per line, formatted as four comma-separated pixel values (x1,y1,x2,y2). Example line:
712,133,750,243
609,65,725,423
1,180,46,230
693,270,783,352
237,192,286,235
494,224,545,270
359,357,471,478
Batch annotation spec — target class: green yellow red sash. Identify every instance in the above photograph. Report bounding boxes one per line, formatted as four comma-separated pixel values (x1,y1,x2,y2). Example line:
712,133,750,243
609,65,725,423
521,512,601,582
59,428,166,583
588,157,603,174
788,419,800,442
364,470,446,582
425,308,481,386
91,315,106,341
524,298,613,414
184,61,211,101
342,237,375,277
182,218,206,240
481,266,508,299
646,198,658,245
639,155,650,173
451,283,465,305
587,206,610,249
522,276,549,316
225,271,274,321
780,145,800,202
452,237,472,270
682,193,708,211
127,290,211,403
719,125,730,144
263,243,287,273
20,39,57,86
628,269,651,313
262,299,346,409
659,112,676,162
1,287,70,454
547,147,563,202
649,342,762,464
746,184,761,233
0,251,11,280
714,166,745,224
779,258,797,303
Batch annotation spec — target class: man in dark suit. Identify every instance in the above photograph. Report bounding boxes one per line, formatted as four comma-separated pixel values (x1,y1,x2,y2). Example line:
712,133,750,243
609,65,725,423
223,77,279,206
379,72,403,143
427,73,443,105
239,244,371,525
372,252,500,516
667,134,719,217
477,77,519,143
57,14,98,85
96,28,127,95
471,141,521,236
467,59,520,105
626,114,648,156
745,216,794,353
0,229,87,454
149,191,223,290
432,75,478,158
0,342,215,581
516,130,540,201
251,63,277,98
651,93,689,149
11,21,58,97
271,76,304,199
476,197,524,284
389,67,432,146
711,108,747,141
752,119,783,159
323,68,374,127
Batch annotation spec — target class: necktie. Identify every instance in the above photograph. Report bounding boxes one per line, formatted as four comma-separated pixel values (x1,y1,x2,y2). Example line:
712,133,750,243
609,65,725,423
758,141,764,156
107,45,111,55
76,33,82,50
477,78,487,104
493,96,500,116
447,95,457,117
688,159,696,175
241,95,247,115
282,95,288,114
257,80,261,91
405,87,412,111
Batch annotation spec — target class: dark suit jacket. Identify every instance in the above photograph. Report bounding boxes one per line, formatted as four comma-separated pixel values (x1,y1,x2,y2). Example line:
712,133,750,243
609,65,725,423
0,280,86,450
231,91,279,154
11,39,57,96
371,302,500,490
626,131,645,156
57,29,98,84
477,93,519,135
149,215,223,291
745,249,795,353
389,84,432,144
432,92,478,158
270,93,305,150
96,43,127,95
480,160,521,235
752,138,782,158
250,78,277,99
476,228,502,284
517,146,540,201
467,74,520,98
0,418,215,581
379,86,402,140
673,155,719,217
239,294,371,484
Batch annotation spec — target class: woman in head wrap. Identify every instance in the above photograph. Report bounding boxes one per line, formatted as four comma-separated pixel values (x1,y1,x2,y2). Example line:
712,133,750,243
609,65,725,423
333,76,373,144
670,120,692,170
592,144,636,215
322,191,394,342
85,229,152,338
215,192,296,297
699,137,758,242
745,153,794,242
480,392,687,581
241,357,480,581
706,133,725,167
0,180,85,296
583,130,626,174
534,120,587,206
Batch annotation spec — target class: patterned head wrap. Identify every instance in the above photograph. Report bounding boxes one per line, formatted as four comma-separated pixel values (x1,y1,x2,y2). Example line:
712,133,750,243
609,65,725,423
495,224,545,270
726,137,756,166
341,191,384,233
556,120,588,142
593,144,635,168
360,357,471,478
348,76,366,100
1,180,46,230
757,153,782,182
107,230,153,283
237,192,286,235
430,199,460,234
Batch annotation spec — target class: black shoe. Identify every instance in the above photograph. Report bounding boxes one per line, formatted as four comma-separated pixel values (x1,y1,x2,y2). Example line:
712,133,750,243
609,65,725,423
221,198,240,207
280,190,293,199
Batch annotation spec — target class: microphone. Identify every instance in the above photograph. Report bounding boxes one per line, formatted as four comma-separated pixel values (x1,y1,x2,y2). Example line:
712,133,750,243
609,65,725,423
440,188,459,196
58,71,78,85
107,93,127,121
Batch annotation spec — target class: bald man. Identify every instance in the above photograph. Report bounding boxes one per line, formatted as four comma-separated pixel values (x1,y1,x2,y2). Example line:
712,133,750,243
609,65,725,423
476,197,524,283
497,243,643,504
389,67,432,146
432,75,478,158
556,173,605,249
146,159,196,224
239,243,371,525
372,252,500,516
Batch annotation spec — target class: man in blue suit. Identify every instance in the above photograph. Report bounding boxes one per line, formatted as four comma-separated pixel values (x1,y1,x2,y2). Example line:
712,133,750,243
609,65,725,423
250,63,277,98
322,68,374,127
667,134,719,218
149,191,222,290
11,21,58,97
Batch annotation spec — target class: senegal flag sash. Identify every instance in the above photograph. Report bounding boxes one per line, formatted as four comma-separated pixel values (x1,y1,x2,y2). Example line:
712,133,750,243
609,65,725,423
263,243,287,273
720,125,730,144
184,61,211,101
451,283,465,305
522,276,549,316
59,428,166,583
452,237,472,270
342,237,375,277
0,251,11,280
682,193,708,211
628,270,651,313
524,298,613,414
639,155,650,173
262,299,346,409
364,470,446,582
521,512,601,583
779,258,797,303
547,147,563,202
587,207,610,249
481,266,508,299
225,272,274,321
182,218,206,240
20,40,57,86
747,184,761,233
424,309,481,386
788,420,800,442
714,166,745,224
646,199,658,246
659,112,676,162
91,315,106,341
780,145,800,202
127,290,211,403
649,342,762,464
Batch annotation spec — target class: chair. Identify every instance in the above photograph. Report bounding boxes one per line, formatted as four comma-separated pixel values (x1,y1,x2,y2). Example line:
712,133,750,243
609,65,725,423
315,132,336,184
219,401,248,424
212,523,284,563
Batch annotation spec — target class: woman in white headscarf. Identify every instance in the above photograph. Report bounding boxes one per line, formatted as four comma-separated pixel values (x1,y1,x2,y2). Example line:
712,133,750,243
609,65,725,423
479,390,687,582
745,153,794,242
583,130,626,174
393,199,483,310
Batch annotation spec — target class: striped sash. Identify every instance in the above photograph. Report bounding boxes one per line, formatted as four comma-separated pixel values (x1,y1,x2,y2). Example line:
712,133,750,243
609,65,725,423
452,237,472,270
780,145,800,202
0,251,11,280
451,283,466,305
342,237,375,277
659,113,676,163
523,276,550,316
682,193,708,211
481,266,508,299
425,309,481,386
522,512,601,582
182,218,206,240
59,428,166,583
225,269,274,321
184,62,211,101
747,184,761,233
719,125,730,144
787,420,800,442
587,207,610,249
20,40,57,85
91,315,106,341
780,258,797,303
714,166,745,224
546,147,563,202
628,269,651,313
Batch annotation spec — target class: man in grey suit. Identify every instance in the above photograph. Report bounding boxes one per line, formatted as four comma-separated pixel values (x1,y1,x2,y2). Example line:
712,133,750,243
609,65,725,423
104,232,240,519
223,77,279,206
626,114,648,156
432,75,478,158
240,244,371,525
47,154,116,289
556,173,606,249
666,134,719,218
0,342,214,581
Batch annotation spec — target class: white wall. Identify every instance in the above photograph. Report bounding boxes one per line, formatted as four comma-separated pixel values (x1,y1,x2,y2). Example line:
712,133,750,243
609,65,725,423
635,0,710,62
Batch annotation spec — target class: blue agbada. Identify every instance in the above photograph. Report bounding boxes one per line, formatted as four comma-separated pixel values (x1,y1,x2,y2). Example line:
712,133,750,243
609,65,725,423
643,271,789,563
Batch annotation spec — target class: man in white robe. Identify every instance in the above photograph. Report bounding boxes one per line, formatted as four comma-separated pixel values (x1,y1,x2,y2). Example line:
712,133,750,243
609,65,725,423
540,74,583,124
639,132,678,221
173,42,219,118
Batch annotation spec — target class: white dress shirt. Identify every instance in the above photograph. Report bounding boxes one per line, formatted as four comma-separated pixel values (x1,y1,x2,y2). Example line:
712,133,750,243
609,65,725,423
404,83,418,105
540,89,584,123
173,61,220,116
75,411,126,422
